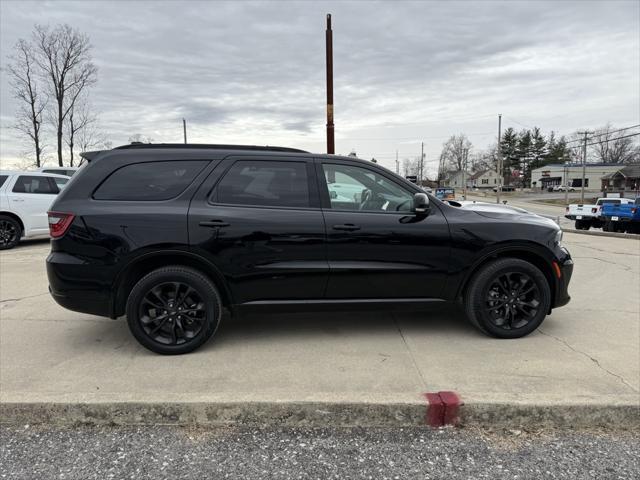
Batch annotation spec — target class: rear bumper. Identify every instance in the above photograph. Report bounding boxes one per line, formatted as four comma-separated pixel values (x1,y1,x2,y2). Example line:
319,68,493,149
46,252,111,317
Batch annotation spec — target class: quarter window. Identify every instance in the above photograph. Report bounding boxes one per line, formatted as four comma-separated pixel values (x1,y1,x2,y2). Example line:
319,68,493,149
12,175,59,194
0,175,7,188
93,161,208,201
322,164,413,212
214,161,310,208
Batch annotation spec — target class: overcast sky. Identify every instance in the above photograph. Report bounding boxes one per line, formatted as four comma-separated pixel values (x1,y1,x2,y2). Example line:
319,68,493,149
1,0,638,173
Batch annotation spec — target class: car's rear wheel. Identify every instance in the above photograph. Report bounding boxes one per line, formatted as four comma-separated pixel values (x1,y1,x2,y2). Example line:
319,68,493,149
0,215,21,250
464,258,551,338
126,266,222,354
574,220,588,230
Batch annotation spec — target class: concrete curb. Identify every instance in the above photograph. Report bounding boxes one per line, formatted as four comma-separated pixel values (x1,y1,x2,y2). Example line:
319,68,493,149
563,228,640,239
2,401,638,430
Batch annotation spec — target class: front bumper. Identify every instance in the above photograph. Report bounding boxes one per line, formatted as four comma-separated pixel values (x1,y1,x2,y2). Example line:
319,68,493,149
553,256,573,308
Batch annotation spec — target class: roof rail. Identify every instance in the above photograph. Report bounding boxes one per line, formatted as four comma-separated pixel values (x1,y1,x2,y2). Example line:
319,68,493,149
113,143,309,154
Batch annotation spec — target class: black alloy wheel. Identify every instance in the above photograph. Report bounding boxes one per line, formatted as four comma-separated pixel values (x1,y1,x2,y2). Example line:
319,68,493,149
139,282,206,346
126,266,221,354
0,216,20,250
464,258,551,339
484,272,540,330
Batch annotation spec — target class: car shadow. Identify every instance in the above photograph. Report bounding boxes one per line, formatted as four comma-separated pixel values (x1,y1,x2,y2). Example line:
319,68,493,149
203,303,475,351
14,238,50,249
54,304,476,356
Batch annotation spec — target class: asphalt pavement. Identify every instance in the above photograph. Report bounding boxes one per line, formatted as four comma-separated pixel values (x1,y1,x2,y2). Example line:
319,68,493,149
1,424,638,480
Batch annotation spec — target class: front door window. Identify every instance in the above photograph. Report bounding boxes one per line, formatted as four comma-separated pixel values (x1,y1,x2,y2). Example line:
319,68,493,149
322,164,413,212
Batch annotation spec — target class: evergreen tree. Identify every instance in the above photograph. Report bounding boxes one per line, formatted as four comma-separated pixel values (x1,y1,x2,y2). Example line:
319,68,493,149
499,127,518,184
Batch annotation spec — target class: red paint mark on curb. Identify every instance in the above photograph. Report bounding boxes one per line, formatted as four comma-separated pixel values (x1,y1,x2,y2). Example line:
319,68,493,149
424,391,462,427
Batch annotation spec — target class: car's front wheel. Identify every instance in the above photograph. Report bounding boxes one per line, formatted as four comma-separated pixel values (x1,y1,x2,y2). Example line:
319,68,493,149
464,258,551,338
126,266,222,354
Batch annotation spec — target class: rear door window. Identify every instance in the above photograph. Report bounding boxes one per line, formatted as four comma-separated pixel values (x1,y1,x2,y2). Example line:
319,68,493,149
213,161,310,208
93,161,208,201
12,175,59,194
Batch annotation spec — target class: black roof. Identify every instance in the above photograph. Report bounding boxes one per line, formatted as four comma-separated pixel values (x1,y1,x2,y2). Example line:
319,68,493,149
113,143,309,153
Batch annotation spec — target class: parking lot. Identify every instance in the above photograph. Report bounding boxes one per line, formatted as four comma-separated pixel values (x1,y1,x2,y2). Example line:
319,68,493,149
1,233,638,427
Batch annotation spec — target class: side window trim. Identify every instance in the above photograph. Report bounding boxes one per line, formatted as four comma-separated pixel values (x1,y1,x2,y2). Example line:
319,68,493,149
315,159,416,214
206,157,321,210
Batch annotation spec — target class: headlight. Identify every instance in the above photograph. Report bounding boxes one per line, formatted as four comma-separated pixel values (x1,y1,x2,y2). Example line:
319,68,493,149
555,229,563,245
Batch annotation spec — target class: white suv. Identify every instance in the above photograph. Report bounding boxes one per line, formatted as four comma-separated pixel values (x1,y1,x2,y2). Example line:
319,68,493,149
0,171,71,249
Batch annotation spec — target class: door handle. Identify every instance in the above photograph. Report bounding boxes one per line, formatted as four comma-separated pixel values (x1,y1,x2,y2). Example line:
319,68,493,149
332,224,361,231
12,198,25,202
199,220,230,228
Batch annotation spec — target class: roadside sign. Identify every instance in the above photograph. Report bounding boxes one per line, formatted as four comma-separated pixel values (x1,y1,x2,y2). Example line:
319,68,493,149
435,187,455,200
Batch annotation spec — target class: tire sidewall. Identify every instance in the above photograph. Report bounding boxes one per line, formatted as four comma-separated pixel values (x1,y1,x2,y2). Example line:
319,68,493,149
126,268,221,355
466,259,551,339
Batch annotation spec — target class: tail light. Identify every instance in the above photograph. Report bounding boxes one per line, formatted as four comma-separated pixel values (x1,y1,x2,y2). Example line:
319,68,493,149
591,207,597,214
565,206,569,213
48,211,75,238
632,208,637,214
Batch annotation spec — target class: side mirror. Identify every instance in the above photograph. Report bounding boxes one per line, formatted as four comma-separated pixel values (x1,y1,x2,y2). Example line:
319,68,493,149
330,190,338,199
413,192,430,214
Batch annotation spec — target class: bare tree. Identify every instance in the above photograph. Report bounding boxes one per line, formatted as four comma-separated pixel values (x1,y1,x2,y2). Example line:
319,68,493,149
34,24,97,166
65,95,96,165
589,124,640,164
7,39,47,167
441,134,472,171
127,133,154,143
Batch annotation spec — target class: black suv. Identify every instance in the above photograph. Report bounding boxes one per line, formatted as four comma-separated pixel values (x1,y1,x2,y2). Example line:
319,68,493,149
47,144,572,354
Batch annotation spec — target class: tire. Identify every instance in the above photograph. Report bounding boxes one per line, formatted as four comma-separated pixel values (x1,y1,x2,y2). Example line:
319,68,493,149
126,266,222,355
464,258,551,339
0,215,21,250
574,220,589,230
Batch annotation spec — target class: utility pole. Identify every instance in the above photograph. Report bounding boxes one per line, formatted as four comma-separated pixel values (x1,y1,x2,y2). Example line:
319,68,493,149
395,150,399,174
419,142,424,185
564,159,569,206
462,148,468,200
183,118,187,144
579,131,590,203
496,114,502,204
325,14,335,154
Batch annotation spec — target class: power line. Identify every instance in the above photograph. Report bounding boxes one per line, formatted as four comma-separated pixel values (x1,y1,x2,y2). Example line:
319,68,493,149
561,124,640,145
585,131,640,147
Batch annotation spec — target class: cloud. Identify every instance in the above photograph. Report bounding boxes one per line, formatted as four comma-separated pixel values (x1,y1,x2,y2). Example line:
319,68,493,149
0,0,638,173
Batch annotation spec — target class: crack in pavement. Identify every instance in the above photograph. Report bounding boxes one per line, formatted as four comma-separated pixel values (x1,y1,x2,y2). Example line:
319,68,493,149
538,329,639,393
392,313,429,391
569,242,640,257
0,292,49,304
571,256,635,272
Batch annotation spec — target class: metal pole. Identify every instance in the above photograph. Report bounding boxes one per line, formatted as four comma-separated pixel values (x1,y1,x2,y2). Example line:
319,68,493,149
580,131,588,203
419,142,424,185
496,114,502,203
183,118,187,144
395,150,399,174
564,161,569,206
325,14,335,154
462,148,468,200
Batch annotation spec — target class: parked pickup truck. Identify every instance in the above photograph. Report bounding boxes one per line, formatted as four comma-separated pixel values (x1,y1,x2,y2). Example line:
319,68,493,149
565,197,634,230
601,197,640,233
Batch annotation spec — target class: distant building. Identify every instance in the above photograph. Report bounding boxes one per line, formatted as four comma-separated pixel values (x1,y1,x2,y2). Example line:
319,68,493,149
468,169,500,189
443,170,472,188
530,163,623,191
601,164,640,195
